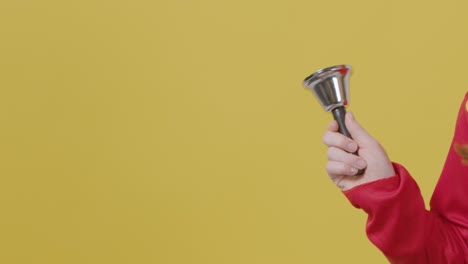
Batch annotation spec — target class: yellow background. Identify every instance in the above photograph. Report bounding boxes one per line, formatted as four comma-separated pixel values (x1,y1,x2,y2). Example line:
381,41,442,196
0,0,466,263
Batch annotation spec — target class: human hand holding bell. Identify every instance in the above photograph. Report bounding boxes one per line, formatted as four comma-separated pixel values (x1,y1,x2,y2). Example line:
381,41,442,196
303,65,364,175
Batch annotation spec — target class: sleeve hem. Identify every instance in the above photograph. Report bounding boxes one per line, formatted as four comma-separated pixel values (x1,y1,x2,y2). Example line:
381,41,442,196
342,162,403,196
342,162,410,209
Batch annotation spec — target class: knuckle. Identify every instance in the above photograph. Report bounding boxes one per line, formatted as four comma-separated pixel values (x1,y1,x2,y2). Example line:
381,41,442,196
325,162,334,174
338,163,347,173
326,161,347,176
322,131,331,145
349,154,360,164
339,137,350,149
326,148,335,159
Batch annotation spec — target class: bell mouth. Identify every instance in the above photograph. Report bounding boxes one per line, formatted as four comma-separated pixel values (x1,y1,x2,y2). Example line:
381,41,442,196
303,65,351,87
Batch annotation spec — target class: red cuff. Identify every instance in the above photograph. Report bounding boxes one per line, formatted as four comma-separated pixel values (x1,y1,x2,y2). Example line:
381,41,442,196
342,163,416,211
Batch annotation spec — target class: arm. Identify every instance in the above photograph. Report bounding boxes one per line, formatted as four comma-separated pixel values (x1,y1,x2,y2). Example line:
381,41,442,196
344,163,464,263
431,93,468,228
323,111,465,263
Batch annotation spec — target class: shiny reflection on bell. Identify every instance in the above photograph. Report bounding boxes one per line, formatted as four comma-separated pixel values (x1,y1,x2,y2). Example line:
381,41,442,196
303,64,351,112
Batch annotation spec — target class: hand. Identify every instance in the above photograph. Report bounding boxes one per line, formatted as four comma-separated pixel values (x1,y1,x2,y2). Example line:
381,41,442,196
322,112,396,191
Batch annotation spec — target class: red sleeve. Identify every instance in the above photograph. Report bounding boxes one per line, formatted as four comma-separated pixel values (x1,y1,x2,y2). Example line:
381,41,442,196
342,93,468,263
344,164,464,263
430,92,468,231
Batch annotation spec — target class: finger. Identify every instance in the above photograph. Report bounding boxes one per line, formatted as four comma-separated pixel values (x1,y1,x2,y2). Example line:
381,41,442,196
327,147,367,170
345,112,376,147
326,160,359,177
322,131,358,153
327,120,339,132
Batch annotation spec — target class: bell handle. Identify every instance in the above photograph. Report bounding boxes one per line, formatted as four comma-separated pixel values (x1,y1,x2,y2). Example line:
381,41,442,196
332,107,364,175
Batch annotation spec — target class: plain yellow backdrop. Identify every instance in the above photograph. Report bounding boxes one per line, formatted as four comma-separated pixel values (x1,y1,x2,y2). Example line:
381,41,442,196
0,0,467,263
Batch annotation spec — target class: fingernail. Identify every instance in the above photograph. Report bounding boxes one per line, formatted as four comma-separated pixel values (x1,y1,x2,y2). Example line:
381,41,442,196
348,142,357,152
348,112,355,120
356,160,367,169
350,168,358,174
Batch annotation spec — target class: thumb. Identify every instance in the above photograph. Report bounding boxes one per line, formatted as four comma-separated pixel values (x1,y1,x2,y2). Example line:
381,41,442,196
345,112,375,146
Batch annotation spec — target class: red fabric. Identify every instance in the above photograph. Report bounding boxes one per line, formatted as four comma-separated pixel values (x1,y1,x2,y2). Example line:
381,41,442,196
343,93,468,263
